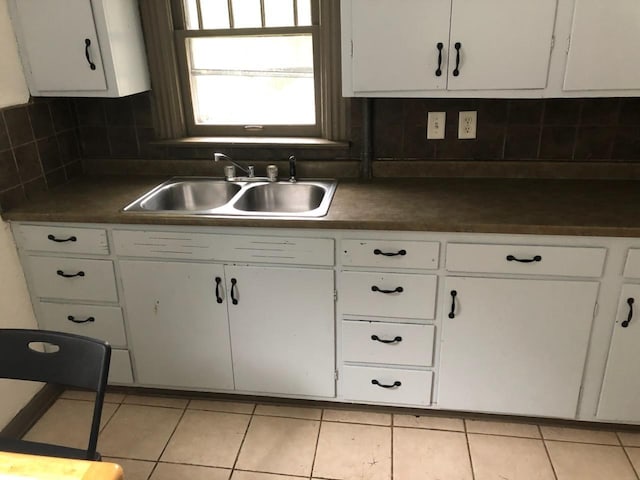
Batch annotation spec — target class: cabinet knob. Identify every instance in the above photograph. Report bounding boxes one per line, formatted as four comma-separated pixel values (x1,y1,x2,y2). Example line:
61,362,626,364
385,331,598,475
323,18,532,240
47,234,77,243
371,335,402,344
214,277,223,304
373,249,406,257
622,297,634,328
448,290,457,319
371,379,401,389
56,270,85,278
506,255,542,263
230,278,239,305
371,285,403,294
67,315,95,324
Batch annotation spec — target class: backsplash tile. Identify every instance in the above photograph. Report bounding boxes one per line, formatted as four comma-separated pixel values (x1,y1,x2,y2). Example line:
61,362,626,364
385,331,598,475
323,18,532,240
0,99,81,213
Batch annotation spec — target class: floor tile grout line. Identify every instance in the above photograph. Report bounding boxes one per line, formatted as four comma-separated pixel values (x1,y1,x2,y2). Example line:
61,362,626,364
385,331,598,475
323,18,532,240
150,403,189,465
229,408,255,473
308,409,324,479
464,417,477,480
539,425,560,480
618,432,640,480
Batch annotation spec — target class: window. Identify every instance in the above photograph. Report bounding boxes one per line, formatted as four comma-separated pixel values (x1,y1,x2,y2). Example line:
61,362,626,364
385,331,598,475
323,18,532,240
158,0,345,140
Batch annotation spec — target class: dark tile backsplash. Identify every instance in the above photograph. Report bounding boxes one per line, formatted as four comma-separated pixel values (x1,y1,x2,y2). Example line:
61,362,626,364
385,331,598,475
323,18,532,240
0,99,82,212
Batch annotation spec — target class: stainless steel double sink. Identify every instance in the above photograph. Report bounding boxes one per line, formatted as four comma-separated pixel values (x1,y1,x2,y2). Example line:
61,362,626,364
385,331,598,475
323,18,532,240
123,177,337,217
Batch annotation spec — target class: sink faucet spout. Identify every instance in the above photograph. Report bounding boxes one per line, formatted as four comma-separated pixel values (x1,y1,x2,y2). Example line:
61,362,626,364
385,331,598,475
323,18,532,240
289,155,297,183
214,153,255,178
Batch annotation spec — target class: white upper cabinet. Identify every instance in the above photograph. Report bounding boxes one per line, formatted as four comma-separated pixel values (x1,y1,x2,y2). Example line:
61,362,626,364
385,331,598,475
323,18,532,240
447,0,557,91
342,0,558,96
9,0,150,97
564,0,640,91
349,0,451,92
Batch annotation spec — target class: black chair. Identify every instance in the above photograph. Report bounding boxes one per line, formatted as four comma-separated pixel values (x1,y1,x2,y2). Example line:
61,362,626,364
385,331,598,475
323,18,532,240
0,329,111,461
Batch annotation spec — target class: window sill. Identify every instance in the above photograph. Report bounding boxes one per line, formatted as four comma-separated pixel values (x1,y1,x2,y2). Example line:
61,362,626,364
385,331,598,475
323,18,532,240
153,136,350,149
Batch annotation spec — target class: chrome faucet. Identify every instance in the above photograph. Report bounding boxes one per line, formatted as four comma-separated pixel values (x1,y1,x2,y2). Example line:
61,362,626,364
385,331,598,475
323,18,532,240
213,153,255,180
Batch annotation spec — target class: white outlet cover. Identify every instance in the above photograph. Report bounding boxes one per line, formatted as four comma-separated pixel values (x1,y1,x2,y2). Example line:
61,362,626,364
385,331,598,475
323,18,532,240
427,112,446,140
458,111,477,140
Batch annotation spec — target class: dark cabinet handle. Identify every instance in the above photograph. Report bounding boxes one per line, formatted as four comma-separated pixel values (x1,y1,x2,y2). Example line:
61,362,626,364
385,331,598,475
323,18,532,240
622,298,634,328
84,39,97,71
373,249,407,257
67,315,95,324
230,278,238,305
371,335,402,344
453,42,461,77
371,286,403,294
506,255,542,263
435,42,443,77
56,270,85,278
48,234,77,243
371,379,401,389
215,277,223,304
448,290,457,319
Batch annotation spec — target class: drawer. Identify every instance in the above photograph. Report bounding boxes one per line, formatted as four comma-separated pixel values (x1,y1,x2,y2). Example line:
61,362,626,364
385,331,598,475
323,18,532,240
37,302,126,347
341,365,432,406
15,224,108,255
624,249,640,278
113,230,334,266
341,239,439,269
109,349,134,384
446,243,606,277
341,272,437,319
342,321,434,367
26,256,118,302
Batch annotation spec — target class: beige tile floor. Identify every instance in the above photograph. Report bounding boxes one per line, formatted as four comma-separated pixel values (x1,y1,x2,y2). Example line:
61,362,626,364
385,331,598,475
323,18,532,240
22,390,640,480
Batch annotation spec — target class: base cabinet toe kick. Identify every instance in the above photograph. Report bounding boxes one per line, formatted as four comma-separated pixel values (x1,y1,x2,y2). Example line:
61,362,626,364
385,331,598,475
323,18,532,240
11,222,640,424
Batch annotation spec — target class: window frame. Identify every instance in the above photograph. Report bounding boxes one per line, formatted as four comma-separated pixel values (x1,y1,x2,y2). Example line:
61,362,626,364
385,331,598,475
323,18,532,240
164,0,344,140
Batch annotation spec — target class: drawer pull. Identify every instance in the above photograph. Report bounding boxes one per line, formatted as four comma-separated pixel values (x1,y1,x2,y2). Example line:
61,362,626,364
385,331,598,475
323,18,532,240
371,379,402,389
84,38,97,70
506,254,542,263
371,286,403,294
214,277,223,304
448,290,457,319
371,335,402,344
67,315,95,324
373,248,407,257
56,270,85,278
230,278,239,305
452,42,461,76
622,298,634,328
47,234,77,243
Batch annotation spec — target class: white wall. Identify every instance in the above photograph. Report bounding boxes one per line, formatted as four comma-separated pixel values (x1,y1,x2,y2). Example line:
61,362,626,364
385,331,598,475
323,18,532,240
0,0,42,430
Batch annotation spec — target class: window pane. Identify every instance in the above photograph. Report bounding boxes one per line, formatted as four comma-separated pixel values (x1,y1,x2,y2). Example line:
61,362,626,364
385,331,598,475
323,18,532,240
188,35,316,125
296,0,312,26
201,0,229,29
231,0,262,28
264,0,294,27
184,0,199,29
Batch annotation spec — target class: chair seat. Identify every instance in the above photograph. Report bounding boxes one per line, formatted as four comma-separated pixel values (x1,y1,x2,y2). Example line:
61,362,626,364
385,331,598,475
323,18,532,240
0,437,101,461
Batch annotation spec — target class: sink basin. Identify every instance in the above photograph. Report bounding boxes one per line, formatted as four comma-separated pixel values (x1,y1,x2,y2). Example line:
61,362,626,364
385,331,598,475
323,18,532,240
123,177,337,217
136,179,242,211
233,182,328,214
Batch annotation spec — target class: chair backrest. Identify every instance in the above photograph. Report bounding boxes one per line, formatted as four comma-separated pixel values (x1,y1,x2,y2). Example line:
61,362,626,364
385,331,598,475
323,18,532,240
0,329,111,459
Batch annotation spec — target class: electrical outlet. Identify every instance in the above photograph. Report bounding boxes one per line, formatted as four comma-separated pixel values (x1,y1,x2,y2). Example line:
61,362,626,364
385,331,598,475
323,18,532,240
427,112,446,140
458,111,477,139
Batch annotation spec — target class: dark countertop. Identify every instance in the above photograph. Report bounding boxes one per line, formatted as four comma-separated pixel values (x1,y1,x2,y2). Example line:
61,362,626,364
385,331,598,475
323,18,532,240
3,175,640,237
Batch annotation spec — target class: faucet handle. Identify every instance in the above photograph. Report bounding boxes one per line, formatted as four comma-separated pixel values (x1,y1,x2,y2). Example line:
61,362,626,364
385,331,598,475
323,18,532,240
247,165,255,178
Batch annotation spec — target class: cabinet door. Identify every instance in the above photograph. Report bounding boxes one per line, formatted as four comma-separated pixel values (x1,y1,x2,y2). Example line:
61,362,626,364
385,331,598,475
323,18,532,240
447,0,557,90
564,0,640,90
439,277,598,418
349,0,451,92
13,0,107,91
226,265,335,397
597,285,640,422
120,261,234,390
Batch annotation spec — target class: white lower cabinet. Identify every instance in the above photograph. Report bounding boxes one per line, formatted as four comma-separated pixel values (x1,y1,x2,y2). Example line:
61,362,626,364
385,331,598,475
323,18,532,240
438,277,599,418
119,261,234,390
597,285,640,422
226,265,335,397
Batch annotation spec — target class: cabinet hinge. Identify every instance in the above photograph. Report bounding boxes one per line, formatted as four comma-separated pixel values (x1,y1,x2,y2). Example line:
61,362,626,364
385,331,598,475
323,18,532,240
593,302,599,319
334,290,338,302
350,40,354,57
550,35,555,52
334,370,339,381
